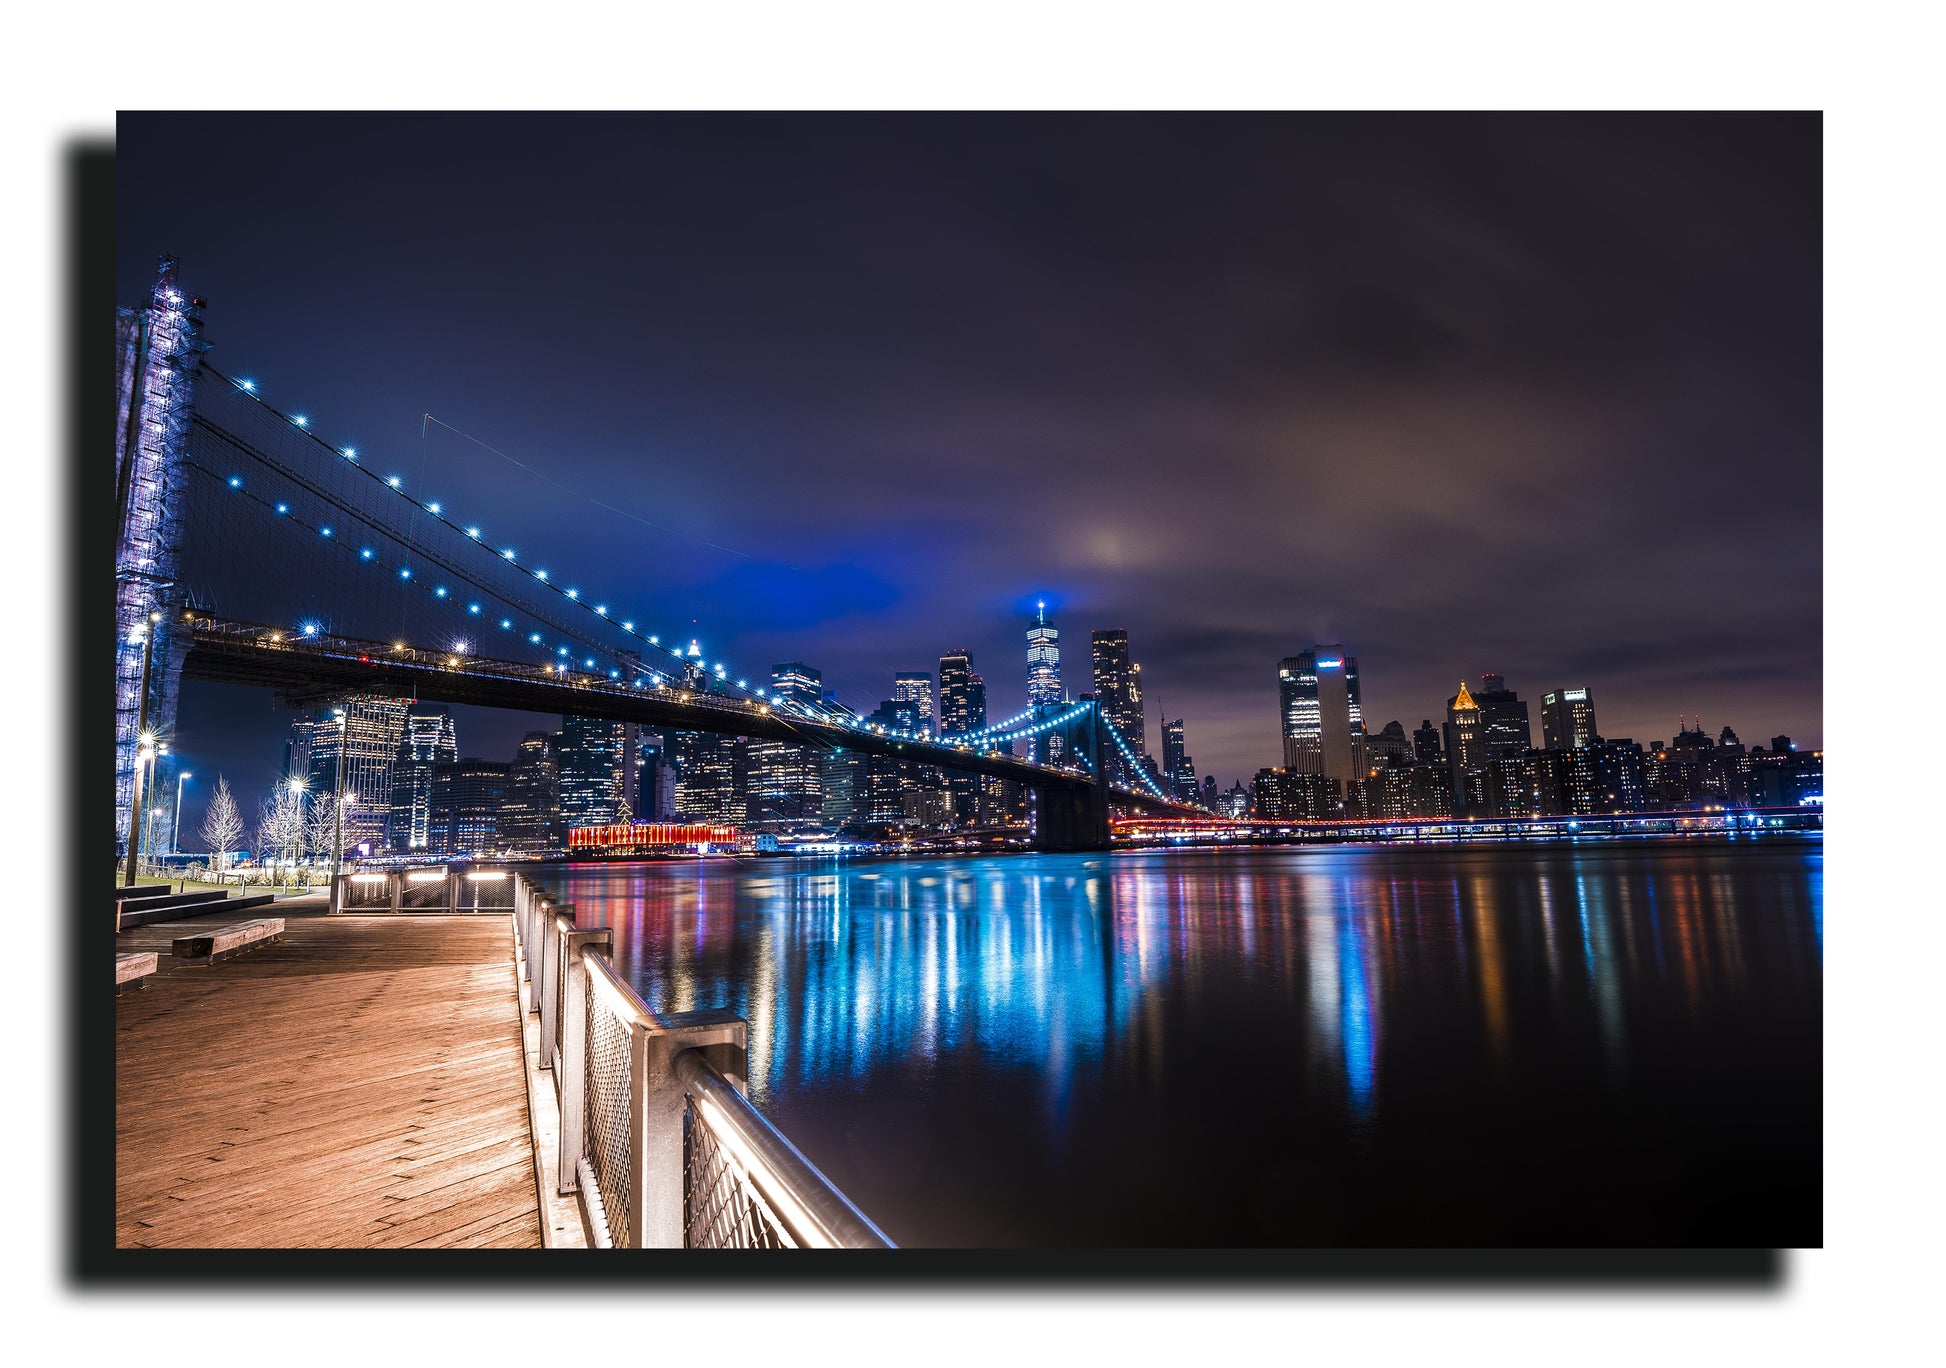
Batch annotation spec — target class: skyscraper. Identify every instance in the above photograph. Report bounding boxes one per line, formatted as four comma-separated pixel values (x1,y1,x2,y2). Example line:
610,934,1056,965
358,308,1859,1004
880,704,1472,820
1277,645,1366,784
1473,674,1534,759
1413,719,1443,763
893,671,935,735
674,733,746,824
387,704,457,853
1540,687,1599,751
1026,601,1062,706
1160,713,1196,800
938,650,976,736
1444,680,1486,804
433,758,510,858
1091,629,1146,768
748,663,827,828
558,715,628,829
503,730,563,856
301,696,409,857
769,662,824,711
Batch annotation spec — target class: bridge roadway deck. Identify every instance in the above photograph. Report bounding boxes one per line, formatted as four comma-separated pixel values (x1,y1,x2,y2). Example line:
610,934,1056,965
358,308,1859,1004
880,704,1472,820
115,900,543,1249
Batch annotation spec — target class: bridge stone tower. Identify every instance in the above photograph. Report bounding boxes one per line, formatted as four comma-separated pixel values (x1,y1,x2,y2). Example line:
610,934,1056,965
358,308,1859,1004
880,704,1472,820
114,256,205,855
1031,703,1111,852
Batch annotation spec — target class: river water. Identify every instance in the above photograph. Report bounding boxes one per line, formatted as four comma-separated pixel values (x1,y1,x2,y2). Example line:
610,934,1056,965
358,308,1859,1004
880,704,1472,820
540,839,1821,1247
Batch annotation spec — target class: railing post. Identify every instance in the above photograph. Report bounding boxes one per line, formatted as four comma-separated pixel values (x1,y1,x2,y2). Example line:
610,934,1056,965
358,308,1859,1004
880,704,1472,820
557,925,611,1194
538,905,574,1068
638,1009,748,1249
389,870,403,915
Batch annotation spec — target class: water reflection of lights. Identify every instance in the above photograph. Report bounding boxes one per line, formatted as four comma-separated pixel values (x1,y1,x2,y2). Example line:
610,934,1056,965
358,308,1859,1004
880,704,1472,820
540,847,1819,1141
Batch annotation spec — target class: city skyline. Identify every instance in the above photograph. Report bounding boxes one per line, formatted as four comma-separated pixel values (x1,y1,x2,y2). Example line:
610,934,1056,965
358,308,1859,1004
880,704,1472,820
117,113,1821,831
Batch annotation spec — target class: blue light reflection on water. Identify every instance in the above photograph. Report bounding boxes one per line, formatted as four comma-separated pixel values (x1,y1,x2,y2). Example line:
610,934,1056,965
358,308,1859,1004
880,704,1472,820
541,840,1822,1246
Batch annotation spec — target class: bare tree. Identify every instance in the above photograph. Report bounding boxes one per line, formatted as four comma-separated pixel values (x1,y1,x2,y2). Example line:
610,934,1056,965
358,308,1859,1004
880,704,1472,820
200,775,243,871
257,787,306,872
305,789,342,869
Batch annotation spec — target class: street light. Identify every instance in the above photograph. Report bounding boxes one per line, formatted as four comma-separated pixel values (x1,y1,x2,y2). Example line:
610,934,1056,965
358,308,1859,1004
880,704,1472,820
173,772,192,856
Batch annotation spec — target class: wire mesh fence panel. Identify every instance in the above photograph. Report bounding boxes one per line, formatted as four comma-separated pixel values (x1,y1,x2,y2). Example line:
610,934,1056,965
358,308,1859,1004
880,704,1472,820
396,876,451,910
583,975,635,1247
683,1105,796,1249
338,876,393,910
456,873,515,912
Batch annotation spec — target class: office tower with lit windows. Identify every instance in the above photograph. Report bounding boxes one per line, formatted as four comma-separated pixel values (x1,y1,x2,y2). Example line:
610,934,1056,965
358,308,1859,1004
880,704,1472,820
558,715,629,829
432,758,510,857
1090,630,1146,761
1473,674,1534,758
893,671,935,734
674,733,746,825
503,730,563,855
299,696,409,857
1159,713,1199,800
770,661,824,711
746,741,824,829
1026,601,1062,706
938,651,976,735
385,704,457,854
1278,646,1366,783
1540,687,1599,752
1444,680,1486,811
744,664,826,829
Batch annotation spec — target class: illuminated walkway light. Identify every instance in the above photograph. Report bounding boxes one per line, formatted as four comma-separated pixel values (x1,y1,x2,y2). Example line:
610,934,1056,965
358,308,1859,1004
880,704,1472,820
292,415,308,428
342,447,357,459
535,570,548,581
427,502,441,514
238,379,256,392
387,476,402,488
466,527,480,538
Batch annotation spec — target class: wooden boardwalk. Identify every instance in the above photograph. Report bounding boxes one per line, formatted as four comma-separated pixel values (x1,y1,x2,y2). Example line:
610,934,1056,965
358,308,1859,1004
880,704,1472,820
116,904,544,1248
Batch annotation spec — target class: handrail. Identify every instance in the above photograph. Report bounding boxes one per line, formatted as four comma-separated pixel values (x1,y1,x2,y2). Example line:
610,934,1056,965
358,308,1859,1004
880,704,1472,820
674,1047,894,1250
521,872,895,1250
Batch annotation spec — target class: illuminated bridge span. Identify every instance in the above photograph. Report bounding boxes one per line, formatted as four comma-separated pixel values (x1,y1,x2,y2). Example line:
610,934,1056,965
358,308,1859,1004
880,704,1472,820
117,258,1197,854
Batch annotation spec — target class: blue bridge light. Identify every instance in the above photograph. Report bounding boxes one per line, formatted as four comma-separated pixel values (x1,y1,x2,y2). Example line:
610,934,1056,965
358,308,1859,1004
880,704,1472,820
227,477,242,488
238,379,256,392
342,447,357,459
320,526,332,537
292,415,308,428
361,548,374,559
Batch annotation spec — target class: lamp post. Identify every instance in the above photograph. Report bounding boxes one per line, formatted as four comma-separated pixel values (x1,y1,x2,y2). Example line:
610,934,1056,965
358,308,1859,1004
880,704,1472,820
329,707,348,912
172,772,192,856
122,612,159,887
286,775,307,885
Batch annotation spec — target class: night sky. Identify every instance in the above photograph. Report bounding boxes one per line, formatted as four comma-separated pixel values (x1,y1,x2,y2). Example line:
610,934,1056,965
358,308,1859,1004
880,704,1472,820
116,113,1821,828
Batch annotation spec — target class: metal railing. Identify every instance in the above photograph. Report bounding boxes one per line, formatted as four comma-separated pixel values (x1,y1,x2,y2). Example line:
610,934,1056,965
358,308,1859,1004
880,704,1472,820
331,866,519,914
510,871,892,1250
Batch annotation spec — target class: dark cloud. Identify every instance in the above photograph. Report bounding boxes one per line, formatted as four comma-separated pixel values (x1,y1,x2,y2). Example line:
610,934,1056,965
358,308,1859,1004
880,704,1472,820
119,112,1820,816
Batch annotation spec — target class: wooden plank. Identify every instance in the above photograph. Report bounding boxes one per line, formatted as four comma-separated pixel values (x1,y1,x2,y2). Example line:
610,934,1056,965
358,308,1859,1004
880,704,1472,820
117,909,542,1249
170,917,286,963
115,952,158,984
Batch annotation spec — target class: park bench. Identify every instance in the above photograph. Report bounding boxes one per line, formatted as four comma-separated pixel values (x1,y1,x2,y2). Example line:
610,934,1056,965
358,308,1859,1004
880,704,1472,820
115,952,158,995
117,890,277,932
171,917,286,966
